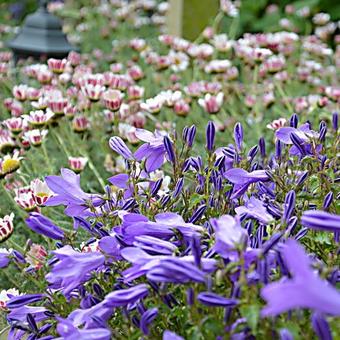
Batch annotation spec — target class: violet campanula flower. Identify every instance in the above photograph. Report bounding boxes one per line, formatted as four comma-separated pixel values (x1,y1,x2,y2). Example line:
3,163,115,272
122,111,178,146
224,168,269,199
210,215,248,257
197,292,238,307
109,136,133,160
104,284,149,307
56,318,111,340
140,307,158,335
26,213,64,240
261,239,340,316
134,129,168,172
301,210,340,232
275,123,321,157
46,245,105,295
235,197,274,224
45,168,94,217
6,294,44,309
0,248,11,268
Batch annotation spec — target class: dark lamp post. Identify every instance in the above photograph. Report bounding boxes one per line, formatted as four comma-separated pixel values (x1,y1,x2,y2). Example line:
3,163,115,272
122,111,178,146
7,0,78,62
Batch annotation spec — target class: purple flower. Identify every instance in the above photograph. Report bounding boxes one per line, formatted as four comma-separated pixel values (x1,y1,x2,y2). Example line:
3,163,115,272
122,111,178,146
301,210,340,233
6,294,44,309
0,248,11,268
109,136,133,160
67,301,113,329
26,213,64,240
7,305,47,324
261,239,340,316
134,129,167,172
234,122,243,152
235,197,273,224
224,168,269,199
56,318,111,340
46,245,105,295
140,307,158,335
197,292,238,307
206,121,216,152
311,313,332,340
282,190,295,223
164,136,176,163
210,215,247,257
104,284,149,307
45,168,94,217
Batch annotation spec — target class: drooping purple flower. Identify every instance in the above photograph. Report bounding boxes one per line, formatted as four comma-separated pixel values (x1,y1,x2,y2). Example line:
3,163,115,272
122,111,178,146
104,284,149,307
134,129,167,172
206,121,215,152
45,168,94,217
6,294,45,309
261,239,340,316
109,136,134,160
234,122,243,152
311,313,332,340
26,213,64,240
224,168,269,199
210,215,247,257
56,318,111,340
301,210,340,232
197,292,238,307
235,197,273,224
0,248,11,268
140,307,158,335
46,245,105,295
67,300,113,329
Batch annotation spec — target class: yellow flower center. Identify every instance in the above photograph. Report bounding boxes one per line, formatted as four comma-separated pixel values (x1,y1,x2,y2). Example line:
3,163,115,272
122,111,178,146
2,159,20,174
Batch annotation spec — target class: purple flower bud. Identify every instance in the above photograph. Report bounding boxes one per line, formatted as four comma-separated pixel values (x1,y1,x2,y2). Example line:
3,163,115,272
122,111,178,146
109,136,133,160
27,313,38,333
151,178,163,197
190,236,202,268
320,155,327,170
275,140,282,159
286,216,298,235
7,294,45,309
318,125,327,143
282,190,296,223
290,132,305,155
164,136,176,164
290,113,298,128
259,137,266,158
311,313,332,340
187,125,196,147
323,192,333,210
295,227,308,240
206,121,216,152
160,195,171,208
187,287,195,306
247,145,258,163
173,178,184,198
140,308,158,335
296,170,308,186
93,283,104,298
197,292,238,307
234,122,243,152
182,126,189,142
262,232,283,255
39,323,52,335
188,204,207,223
26,213,64,240
332,112,338,131
12,250,26,264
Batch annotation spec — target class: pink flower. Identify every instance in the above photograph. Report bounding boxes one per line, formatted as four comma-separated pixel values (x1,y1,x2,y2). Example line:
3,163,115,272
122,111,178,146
0,213,14,242
266,118,287,130
31,179,53,206
103,89,124,111
198,92,224,114
48,58,67,74
68,157,88,173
